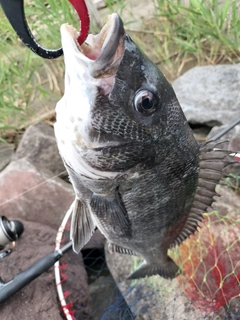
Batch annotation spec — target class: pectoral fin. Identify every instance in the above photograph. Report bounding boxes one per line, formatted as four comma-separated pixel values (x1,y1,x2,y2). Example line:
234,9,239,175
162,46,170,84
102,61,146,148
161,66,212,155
128,256,180,280
70,199,95,253
90,189,132,238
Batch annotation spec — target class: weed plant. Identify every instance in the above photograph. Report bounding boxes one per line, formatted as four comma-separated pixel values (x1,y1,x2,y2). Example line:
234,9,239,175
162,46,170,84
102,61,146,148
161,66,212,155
0,0,239,135
153,0,240,75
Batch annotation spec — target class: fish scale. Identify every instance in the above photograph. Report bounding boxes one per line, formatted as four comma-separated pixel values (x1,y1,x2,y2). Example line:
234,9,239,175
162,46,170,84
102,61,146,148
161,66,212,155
55,13,237,280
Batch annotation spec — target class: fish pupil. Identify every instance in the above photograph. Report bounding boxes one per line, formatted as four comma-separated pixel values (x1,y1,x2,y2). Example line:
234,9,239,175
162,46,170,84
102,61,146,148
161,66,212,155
134,89,156,116
142,97,153,110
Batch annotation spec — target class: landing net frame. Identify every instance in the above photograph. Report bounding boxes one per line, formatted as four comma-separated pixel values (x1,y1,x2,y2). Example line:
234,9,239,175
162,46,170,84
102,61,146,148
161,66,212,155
54,204,74,320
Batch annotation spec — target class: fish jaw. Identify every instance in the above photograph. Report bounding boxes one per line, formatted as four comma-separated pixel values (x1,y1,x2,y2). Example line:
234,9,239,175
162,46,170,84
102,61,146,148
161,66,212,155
55,14,125,178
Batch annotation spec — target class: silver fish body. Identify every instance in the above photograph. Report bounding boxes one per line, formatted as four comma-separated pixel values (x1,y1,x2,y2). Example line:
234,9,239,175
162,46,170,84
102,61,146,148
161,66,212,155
55,14,233,279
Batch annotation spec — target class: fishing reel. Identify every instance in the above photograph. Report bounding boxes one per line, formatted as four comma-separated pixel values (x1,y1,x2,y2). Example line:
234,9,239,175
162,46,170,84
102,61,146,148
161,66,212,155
0,216,24,258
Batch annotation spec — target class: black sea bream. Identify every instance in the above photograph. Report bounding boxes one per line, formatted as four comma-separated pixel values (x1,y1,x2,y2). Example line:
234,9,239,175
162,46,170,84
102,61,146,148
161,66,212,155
55,13,234,279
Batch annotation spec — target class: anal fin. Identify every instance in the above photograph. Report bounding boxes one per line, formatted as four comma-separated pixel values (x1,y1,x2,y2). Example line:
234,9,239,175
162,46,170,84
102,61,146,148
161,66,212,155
70,199,95,253
128,256,180,280
108,242,138,256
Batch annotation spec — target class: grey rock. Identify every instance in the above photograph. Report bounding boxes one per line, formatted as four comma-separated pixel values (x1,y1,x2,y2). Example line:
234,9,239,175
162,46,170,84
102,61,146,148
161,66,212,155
207,124,240,149
105,243,234,319
0,158,74,230
15,122,66,176
89,274,132,320
0,143,14,171
173,64,240,126
105,245,204,319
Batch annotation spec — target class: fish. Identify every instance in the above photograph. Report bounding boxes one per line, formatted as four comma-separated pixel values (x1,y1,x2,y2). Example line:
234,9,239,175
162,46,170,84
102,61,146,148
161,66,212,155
54,13,236,279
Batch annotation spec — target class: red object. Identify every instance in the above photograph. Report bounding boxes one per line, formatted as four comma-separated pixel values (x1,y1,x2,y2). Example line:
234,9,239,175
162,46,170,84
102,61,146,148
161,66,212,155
68,0,90,45
178,212,240,312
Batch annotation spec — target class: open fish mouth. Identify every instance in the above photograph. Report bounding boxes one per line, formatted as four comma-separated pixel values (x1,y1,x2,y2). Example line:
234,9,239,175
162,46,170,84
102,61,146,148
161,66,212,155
60,13,125,82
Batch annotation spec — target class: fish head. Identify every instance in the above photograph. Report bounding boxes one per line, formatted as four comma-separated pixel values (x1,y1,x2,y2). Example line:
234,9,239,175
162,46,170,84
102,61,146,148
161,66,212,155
55,13,197,177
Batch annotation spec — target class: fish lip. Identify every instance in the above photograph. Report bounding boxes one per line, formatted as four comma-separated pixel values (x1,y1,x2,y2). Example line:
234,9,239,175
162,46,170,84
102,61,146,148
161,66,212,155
60,13,125,77
92,13,125,77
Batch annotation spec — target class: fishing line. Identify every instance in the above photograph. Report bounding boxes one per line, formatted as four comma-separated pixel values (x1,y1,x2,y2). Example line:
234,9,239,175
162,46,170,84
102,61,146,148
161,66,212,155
0,169,67,208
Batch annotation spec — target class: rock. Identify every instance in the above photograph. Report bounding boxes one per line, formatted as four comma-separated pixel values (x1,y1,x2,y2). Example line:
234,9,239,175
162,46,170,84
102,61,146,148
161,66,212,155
89,273,133,320
93,0,105,9
60,243,92,319
0,158,74,230
105,246,206,319
15,122,66,176
0,220,92,320
207,124,240,149
172,64,240,126
105,251,234,319
0,143,14,171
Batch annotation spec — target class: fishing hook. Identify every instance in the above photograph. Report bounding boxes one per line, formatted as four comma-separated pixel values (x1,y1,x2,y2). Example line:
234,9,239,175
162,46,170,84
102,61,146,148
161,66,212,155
0,0,90,59
0,0,63,59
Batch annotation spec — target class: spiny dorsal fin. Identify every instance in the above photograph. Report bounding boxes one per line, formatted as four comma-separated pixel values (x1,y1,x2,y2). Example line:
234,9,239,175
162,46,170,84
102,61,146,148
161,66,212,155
171,141,237,248
70,199,95,253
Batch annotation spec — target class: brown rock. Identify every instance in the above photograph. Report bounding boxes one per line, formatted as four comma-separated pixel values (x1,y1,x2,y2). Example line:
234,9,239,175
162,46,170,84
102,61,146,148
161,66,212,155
0,158,74,230
15,122,66,176
0,143,14,171
0,220,92,320
0,221,64,320
60,239,92,319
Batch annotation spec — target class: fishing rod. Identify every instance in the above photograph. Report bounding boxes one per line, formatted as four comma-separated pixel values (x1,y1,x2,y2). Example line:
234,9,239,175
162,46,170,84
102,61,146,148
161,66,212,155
208,116,240,142
0,214,72,304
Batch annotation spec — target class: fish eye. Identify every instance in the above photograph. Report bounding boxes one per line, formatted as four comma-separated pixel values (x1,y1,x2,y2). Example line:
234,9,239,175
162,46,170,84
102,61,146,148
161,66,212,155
134,90,157,116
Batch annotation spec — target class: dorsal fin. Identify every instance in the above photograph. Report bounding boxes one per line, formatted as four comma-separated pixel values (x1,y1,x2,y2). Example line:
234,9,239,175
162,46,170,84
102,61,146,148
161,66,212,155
171,141,237,248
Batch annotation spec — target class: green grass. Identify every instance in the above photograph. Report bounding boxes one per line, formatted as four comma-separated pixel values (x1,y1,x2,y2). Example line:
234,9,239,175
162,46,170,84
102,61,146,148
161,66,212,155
0,0,240,137
153,0,240,72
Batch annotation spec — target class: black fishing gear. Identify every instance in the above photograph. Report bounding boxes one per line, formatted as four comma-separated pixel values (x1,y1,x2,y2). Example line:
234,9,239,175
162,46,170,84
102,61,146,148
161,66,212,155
0,241,72,304
0,216,24,251
0,0,90,59
0,0,63,59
